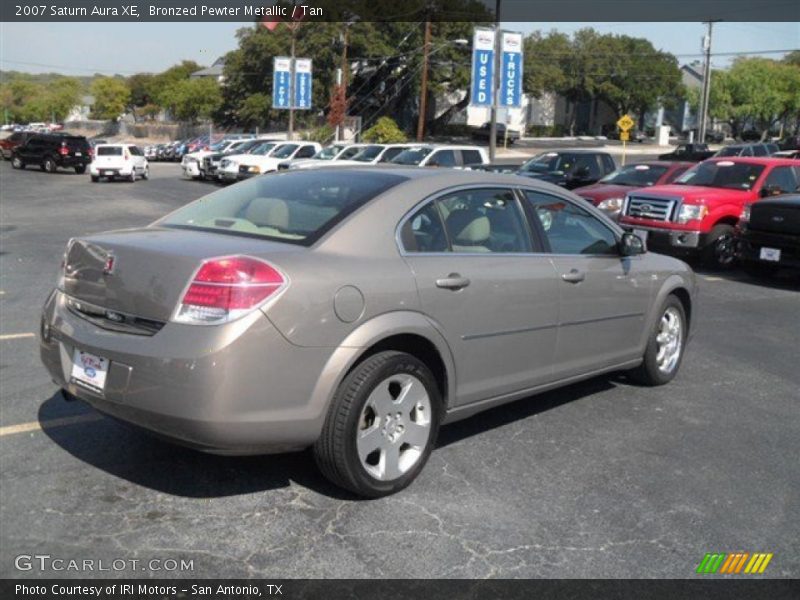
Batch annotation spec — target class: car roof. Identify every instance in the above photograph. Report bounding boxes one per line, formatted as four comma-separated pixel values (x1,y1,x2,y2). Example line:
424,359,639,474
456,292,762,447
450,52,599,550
707,157,799,166
534,149,612,155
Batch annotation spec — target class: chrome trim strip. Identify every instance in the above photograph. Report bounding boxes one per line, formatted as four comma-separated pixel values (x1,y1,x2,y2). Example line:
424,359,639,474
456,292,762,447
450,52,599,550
462,323,558,341
560,312,644,327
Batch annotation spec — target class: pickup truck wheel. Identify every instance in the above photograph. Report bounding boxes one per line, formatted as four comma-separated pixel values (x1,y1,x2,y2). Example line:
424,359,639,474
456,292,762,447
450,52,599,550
44,157,57,173
314,351,442,498
703,224,737,269
74,166,86,174
628,295,686,386
11,157,24,169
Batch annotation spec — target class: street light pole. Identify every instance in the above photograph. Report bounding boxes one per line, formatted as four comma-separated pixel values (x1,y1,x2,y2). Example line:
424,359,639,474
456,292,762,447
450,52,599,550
416,20,432,142
698,20,716,144
488,0,502,162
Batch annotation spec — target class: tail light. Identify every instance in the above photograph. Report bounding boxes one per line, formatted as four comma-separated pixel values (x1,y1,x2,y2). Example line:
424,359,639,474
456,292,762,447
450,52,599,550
59,143,69,156
173,256,287,325
740,204,751,223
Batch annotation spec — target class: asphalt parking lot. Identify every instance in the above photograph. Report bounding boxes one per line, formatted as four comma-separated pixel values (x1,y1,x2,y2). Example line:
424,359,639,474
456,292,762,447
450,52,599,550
0,159,798,579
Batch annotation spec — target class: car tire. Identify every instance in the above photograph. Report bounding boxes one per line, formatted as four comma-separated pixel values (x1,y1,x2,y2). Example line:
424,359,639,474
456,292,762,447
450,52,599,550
74,166,86,174
702,224,737,269
91,175,100,183
11,157,24,169
314,350,442,498
142,166,149,180
628,295,687,386
44,157,57,173
128,170,136,183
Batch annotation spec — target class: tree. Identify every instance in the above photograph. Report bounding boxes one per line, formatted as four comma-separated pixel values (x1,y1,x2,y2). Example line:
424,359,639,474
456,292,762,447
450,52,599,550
90,77,130,120
127,73,157,118
160,77,222,123
362,116,407,142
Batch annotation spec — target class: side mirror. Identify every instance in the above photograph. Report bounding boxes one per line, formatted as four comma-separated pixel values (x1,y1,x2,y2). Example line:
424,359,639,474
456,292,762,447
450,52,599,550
760,185,782,198
620,232,646,256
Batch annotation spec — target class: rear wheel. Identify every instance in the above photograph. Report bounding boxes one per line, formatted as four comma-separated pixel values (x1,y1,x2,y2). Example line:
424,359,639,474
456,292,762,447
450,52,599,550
702,224,736,269
11,156,24,169
314,351,441,498
91,175,100,183
44,157,57,173
629,295,687,386
74,165,86,174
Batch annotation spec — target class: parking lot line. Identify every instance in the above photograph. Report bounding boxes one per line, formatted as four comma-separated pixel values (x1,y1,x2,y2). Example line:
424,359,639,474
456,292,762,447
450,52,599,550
0,413,103,437
0,332,36,340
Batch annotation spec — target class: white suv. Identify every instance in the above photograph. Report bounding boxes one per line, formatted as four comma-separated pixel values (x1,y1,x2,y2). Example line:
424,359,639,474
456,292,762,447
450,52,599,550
181,138,253,179
389,145,488,168
90,144,148,182
231,142,321,181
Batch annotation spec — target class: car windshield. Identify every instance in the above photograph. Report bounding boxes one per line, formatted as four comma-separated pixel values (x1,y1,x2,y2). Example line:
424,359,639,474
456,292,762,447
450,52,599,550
715,146,743,157
600,164,668,186
338,146,365,160
250,142,278,156
391,147,434,165
272,144,299,159
675,161,765,190
235,140,264,153
519,153,573,173
210,141,228,151
351,145,384,162
96,146,123,156
313,145,346,160
160,170,408,246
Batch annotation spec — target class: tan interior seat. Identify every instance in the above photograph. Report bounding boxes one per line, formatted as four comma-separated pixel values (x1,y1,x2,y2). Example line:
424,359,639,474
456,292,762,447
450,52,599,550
244,197,290,230
445,209,491,253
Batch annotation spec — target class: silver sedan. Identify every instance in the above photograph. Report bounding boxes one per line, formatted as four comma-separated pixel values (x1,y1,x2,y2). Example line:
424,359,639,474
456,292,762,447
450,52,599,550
40,167,695,497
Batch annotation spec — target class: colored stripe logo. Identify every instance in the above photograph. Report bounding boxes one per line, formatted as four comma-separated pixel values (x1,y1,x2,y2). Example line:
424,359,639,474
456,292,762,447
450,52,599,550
696,552,773,574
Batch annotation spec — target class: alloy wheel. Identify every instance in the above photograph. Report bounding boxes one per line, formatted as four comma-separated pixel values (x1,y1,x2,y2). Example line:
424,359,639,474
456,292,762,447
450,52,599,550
655,307,683,374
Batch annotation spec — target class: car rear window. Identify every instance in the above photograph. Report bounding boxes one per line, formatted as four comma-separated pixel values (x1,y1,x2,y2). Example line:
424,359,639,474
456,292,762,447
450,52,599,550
64,136,90,150
159,170,409,246
97,146,123,156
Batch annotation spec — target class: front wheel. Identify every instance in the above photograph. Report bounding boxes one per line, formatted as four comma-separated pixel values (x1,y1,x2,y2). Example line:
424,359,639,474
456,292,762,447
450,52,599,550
628,296,687,386
314,351,442,498
128,170,136,182
702,224,737,269
141,166,149,180
11,157,24,169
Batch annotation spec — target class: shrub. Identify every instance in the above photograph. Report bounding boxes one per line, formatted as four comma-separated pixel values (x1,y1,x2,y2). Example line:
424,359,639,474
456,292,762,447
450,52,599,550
302,123,335,144
362,117,407,143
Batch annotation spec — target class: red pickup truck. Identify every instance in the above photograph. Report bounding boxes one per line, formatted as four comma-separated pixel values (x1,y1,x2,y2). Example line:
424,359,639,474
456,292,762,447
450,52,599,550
619,157,800,268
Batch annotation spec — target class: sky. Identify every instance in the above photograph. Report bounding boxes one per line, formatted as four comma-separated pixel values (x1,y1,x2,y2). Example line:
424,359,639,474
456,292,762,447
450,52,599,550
0,21,797,76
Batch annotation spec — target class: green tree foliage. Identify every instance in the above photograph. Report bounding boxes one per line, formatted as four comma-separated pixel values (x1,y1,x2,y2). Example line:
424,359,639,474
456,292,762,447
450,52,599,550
159,77,222,123
362,116,407,143
90,77,130,120
524,28,684,133
0,76,81,122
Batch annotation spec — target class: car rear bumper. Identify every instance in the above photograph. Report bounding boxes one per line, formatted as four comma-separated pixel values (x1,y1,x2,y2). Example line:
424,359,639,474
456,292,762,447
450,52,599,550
90,165,134,177
40,289,341,454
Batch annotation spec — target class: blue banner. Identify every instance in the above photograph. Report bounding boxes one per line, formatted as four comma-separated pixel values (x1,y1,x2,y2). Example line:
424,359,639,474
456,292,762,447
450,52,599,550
470,29,495,107
272,56,291,109
499,32,523,108
293,58,312,110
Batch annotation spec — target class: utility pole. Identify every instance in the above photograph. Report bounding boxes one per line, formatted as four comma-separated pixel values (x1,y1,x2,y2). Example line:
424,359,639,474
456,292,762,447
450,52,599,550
488,0,502,162
698,20,716,144
416,20,432,142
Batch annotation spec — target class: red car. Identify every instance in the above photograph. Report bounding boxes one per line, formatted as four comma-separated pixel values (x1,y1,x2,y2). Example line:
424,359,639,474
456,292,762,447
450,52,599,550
619,157,800,268
576,161,693,220
0,131,34,160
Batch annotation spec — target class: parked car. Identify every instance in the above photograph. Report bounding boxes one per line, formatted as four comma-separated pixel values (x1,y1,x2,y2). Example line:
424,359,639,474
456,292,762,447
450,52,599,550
714,143,774,158
772,149,800,159
217,141,283,183
576,161,693,220
737,193,800,277
390,145,488,169
318,144,417,168
515,151,616,190
658,143,715,162
471,122,521,144
619,157,800,268
466,163,521,174
11,133,92,173
231,142,321,180
41,167,695,497
778,135,800,151
281,143,372,170
89,144,149,182
182,138,254,180
202,139,274,181
0,130,35,159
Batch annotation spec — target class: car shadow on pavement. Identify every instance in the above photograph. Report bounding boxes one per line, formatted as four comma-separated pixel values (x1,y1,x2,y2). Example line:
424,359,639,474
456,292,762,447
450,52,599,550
39,375,622,500
693,265,800,290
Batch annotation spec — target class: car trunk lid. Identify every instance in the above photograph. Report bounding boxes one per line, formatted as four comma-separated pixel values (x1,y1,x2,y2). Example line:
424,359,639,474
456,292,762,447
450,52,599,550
63,227,303,323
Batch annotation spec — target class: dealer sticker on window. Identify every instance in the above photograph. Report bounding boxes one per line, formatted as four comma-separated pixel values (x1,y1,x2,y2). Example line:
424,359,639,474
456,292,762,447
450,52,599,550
70,349,108,392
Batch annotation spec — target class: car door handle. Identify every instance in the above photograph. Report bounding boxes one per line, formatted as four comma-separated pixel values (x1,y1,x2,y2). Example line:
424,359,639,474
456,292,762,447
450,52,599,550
436,274,471,290
561,269,586,284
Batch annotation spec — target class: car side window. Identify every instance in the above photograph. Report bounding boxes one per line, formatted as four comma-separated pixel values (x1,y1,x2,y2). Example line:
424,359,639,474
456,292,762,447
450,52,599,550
428,150,456,168
573,154,602,179
523,190,619,256
400,201,448,253
461,150,483,166
129,146,142,156
752,145,767,157
438,188,532,253
296,145,317,159
763,166,799,194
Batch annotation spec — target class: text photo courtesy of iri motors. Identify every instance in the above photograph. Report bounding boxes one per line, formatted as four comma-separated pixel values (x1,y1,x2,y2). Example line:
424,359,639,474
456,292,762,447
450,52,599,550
0,0,799,598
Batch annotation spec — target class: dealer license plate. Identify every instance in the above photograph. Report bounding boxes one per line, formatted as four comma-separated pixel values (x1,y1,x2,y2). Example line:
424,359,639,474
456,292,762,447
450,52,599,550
71,349,108,392
759,247,781,262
